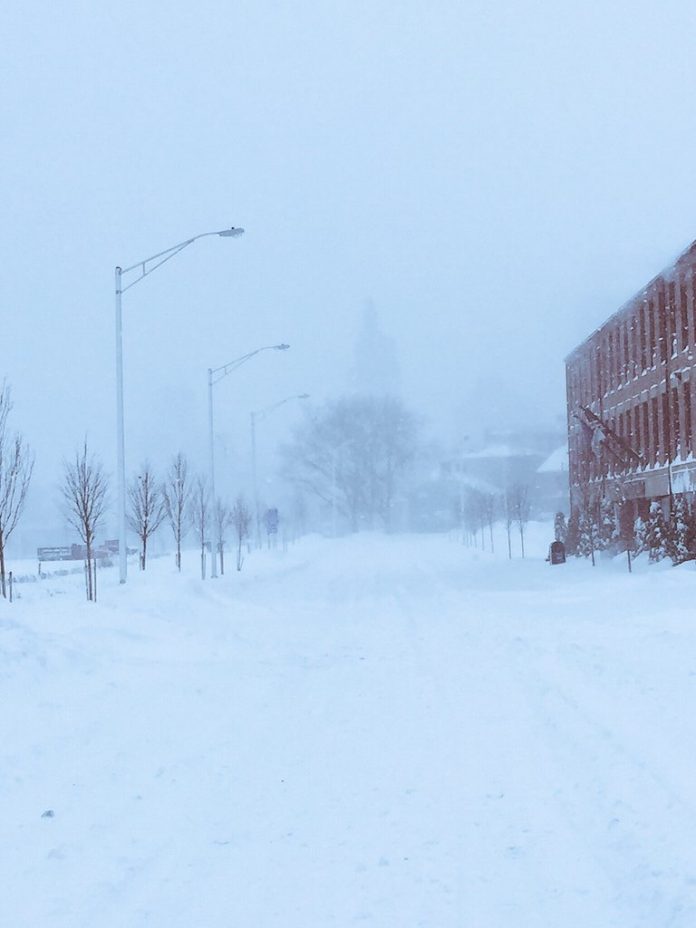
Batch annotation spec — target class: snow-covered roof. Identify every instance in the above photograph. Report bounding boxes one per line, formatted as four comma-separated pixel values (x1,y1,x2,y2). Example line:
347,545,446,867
459,444,539,460
432,467,500,495
537,445,568,473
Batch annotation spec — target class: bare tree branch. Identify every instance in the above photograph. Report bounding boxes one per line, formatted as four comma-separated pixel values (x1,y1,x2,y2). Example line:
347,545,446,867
0,382,34,597
61,441,108,601
214,497,231,575
230,494,251,571
128,463,165,570
162,452,190,571
188,476,210,579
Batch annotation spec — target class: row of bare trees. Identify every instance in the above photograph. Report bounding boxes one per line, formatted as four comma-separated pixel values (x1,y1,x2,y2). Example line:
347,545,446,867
0,385,416,600
458,483,531,558
0,383,112,602
127,454,189,574
127,453,253,580
11,438,254,603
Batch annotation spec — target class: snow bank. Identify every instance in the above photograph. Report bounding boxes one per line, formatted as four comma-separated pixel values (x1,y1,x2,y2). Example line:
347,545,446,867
2,532,696,926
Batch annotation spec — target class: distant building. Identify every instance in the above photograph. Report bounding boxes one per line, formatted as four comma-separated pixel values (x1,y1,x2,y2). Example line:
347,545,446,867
566,240,696,515
350,302,401,396
534,445,568,516
407,468,499,533
447,443,542,492
413,429,563,529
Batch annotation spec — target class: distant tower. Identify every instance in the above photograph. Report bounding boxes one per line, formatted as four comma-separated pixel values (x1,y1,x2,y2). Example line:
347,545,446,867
351,300,400,396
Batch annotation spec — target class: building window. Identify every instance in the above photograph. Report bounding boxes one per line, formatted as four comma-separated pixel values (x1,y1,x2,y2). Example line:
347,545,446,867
629,316,638,378
668,282,678,357
684,382,692,455
680,276,689,351
636,403,650,464
624,320,631,381
658,293,668,364
629,404,638,461
616,326,622,385
615,328,622,386
589,346,595,397
651,396,660,464
672,386,680,458
661,392,671,463
639,307,647,372
647,301,656,368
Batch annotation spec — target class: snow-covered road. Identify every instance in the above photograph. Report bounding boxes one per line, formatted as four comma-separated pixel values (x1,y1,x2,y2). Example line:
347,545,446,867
2,533,696,926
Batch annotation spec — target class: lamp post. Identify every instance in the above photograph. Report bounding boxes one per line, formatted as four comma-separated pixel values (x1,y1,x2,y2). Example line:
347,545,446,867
250,393,309,547
208,345,290,577
115,226,244,584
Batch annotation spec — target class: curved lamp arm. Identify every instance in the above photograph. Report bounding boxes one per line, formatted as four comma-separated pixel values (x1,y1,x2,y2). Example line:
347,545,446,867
210,344,289,385
253,393,310,423
118,227,244,294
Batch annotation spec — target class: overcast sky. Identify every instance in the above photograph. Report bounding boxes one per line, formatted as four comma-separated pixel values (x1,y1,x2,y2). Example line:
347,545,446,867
4,0,696,536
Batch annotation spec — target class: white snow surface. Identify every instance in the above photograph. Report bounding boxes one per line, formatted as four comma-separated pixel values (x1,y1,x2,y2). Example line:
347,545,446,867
3,528,696,927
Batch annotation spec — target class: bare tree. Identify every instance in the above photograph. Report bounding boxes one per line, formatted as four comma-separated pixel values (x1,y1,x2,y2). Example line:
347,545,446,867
231,495,252,571
482,492,496,553
128,464,165,570
61,442,108,602
503,490,513,559
509,483,531,558
0,383,34,598
189,476,210,579
462,489,484,549
214,497,231,575
282,395,420,532
162,452,190,571
578,483,597,566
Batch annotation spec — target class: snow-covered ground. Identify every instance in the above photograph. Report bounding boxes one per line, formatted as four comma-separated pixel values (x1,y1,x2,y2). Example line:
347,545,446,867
2,528,696,926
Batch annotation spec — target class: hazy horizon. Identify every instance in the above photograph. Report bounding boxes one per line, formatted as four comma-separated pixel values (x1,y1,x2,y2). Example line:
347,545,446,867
5,0,696,547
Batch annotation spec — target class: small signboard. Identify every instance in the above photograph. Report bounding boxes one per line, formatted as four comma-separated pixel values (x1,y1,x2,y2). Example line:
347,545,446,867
37,546,72,561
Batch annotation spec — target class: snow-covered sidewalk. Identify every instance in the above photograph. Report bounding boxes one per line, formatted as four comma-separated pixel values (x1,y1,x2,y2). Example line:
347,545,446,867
2,533,696,926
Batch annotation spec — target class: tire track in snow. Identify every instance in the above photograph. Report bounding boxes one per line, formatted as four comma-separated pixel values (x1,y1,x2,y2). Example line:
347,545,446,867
510,641,696,927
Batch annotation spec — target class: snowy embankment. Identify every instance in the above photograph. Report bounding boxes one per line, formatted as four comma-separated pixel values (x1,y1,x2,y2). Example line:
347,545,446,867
2,529,696,927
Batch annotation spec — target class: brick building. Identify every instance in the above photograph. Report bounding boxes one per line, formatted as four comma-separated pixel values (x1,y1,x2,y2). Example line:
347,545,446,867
566,240,696,515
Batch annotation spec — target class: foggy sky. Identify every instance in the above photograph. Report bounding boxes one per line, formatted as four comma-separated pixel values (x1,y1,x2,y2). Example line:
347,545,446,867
4,0,696,544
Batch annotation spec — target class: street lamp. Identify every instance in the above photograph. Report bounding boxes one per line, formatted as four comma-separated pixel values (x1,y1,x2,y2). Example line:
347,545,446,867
115,226,244,584
250,393,310,547
208,345,290,577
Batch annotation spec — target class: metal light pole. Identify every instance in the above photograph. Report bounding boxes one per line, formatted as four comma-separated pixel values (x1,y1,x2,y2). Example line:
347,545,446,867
250,393,309,548
208,366,216,574
251,409,259,547
115,266,126,584
115,226,244,584
207,345,290,577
